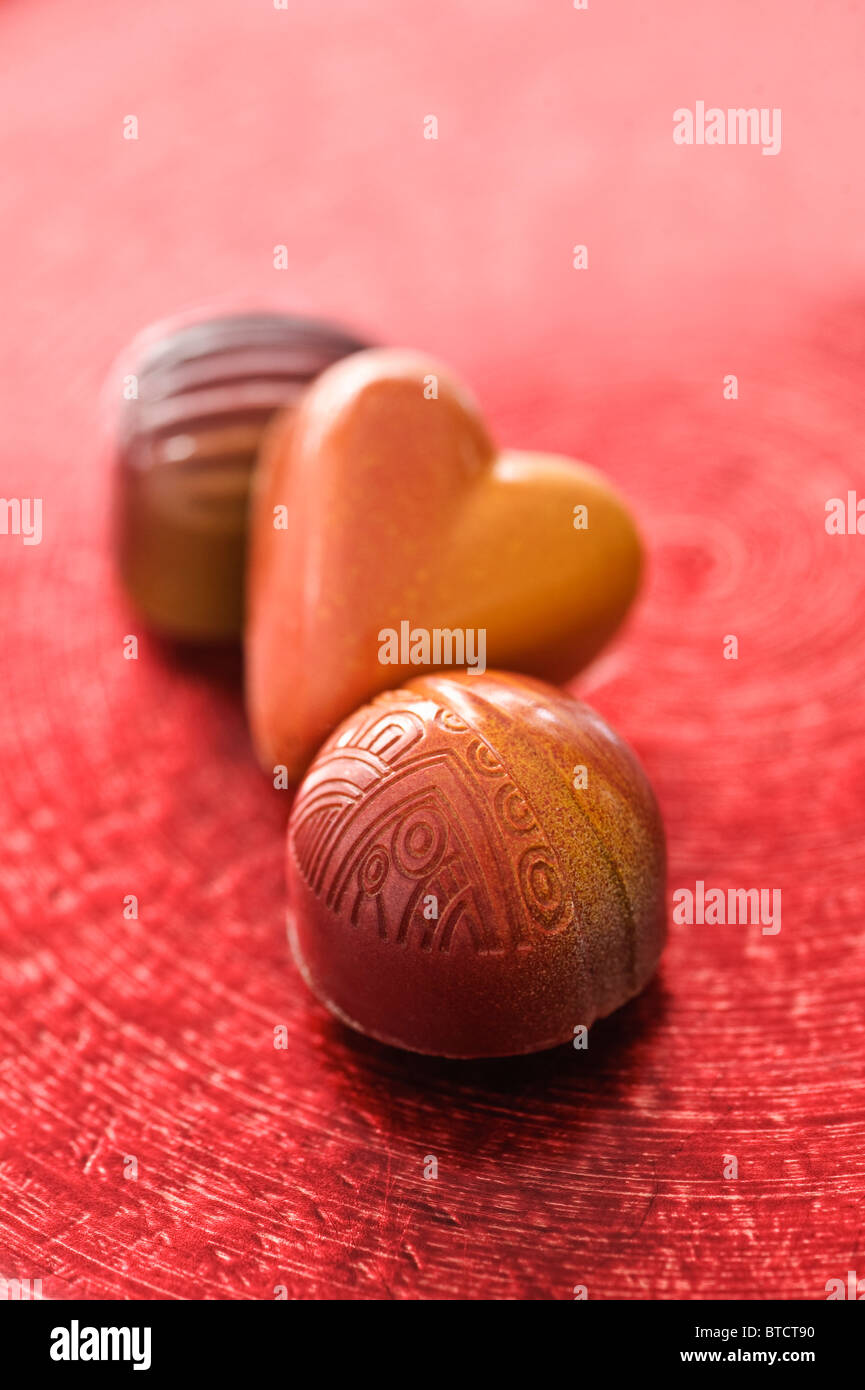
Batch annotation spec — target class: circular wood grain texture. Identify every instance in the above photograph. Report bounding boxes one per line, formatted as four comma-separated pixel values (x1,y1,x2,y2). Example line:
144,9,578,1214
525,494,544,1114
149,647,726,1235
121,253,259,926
1,0,864,1301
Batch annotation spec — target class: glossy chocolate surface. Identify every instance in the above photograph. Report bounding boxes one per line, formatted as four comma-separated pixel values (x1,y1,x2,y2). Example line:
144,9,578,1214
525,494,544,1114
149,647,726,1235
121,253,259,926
287,671,666,1058
115,312,366,640
247,348,642,779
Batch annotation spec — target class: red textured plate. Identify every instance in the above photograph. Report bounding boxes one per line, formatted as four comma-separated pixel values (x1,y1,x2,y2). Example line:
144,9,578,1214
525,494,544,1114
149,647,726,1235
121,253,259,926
1,0,863,1301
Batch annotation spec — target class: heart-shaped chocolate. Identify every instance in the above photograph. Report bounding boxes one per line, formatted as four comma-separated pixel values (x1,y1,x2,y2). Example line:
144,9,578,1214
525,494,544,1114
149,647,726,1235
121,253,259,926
247,350,642,780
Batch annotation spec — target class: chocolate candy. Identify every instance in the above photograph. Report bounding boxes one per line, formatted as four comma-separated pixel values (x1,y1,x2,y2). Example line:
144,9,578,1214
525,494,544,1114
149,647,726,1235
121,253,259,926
115,312,366,640
286,671,666,1057
247,348,642,781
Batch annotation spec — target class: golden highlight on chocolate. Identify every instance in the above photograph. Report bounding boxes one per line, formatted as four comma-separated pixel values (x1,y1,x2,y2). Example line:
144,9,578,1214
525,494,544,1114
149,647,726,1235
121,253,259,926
247,347,643,780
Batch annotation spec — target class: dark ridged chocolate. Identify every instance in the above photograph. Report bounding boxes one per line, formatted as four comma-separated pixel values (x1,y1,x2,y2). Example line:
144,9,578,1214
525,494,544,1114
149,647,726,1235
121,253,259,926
115,312,367,641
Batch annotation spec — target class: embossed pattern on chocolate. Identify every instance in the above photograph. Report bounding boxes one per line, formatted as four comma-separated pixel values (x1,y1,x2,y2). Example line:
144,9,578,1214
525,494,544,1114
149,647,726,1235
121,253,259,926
287,671,666,1057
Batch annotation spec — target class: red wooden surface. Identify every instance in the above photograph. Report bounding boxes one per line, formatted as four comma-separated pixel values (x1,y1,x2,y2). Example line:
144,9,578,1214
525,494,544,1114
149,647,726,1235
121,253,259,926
1,0,864,1300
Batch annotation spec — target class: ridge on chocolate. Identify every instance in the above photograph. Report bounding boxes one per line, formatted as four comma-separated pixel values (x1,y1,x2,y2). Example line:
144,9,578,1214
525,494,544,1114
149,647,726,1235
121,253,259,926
114,311,367,640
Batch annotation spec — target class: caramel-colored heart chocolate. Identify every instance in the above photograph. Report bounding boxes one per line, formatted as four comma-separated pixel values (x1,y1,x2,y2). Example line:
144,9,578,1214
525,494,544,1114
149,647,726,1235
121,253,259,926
247,350,642,780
